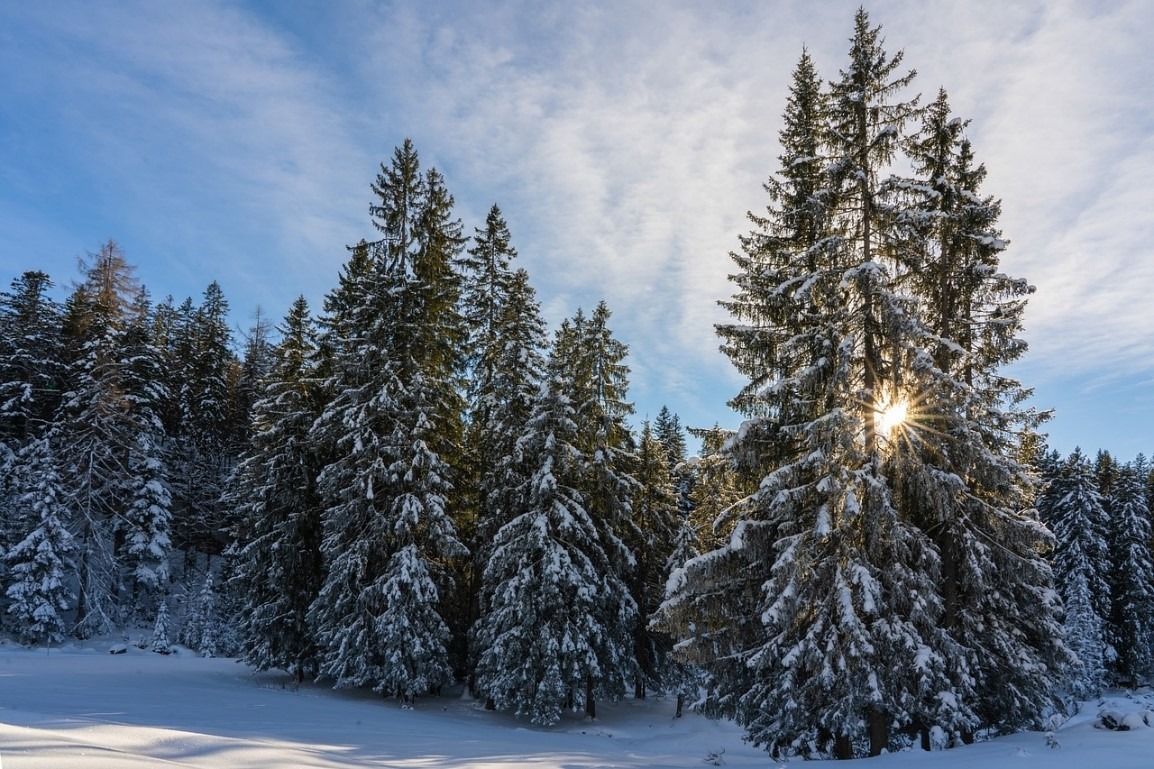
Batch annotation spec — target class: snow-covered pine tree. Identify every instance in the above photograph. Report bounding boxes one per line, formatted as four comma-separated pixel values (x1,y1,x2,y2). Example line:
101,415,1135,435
170,282,239,560
471,347,636,724
4,436,74,645
0,271,64,447
459,207,549,685
118,287,173,617
229,296,326,682
684,425,744,551
309,142,467,703
56,241,153,637
560,303,641,716
184,571,219,657
657,457,703,720
1095,450,1118,511
628,421,682,700
654,406,687,471
1049,448,1111,698
664,27,963,757
122,431,172,616
147,296,188,441
888,86,1067,737
151,600,171,653
228,307,274,453
654,406,695,536
1107,459,1154,685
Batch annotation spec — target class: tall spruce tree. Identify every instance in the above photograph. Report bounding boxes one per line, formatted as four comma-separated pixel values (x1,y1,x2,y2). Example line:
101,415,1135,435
4,436,75,645
118,287,172,617
459,207,549,685
56,241,158,636
661,13,1064,758
1107,459,1154,685
628,421,682,699
471,341,636,724
892,86,1066,736
229,297,327,682
668,37,944,758
1047,448,1111,698
171,282,239,559
0,271,64,446
309,143,467,703
560,303,640,716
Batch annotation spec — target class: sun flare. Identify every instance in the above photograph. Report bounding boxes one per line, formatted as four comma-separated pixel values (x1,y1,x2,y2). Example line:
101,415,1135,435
876,399,909,437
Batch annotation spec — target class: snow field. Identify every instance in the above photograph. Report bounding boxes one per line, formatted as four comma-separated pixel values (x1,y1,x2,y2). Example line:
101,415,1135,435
0,641,1152,768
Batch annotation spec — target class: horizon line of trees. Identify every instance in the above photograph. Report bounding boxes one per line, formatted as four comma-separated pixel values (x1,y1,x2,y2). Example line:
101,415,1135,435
1,8,1151,763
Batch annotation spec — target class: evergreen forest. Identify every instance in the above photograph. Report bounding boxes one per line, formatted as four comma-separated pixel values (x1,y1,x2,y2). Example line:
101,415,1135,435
1,9,1151,761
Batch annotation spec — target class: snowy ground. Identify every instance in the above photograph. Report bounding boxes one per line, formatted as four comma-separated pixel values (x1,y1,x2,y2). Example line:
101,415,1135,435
0,640,1152,768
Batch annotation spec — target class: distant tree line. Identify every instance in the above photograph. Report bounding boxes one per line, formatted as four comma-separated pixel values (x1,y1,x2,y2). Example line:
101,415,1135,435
1,8,1148,762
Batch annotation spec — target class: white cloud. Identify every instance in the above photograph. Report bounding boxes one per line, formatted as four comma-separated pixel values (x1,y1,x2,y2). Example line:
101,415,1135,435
2,0,1151,447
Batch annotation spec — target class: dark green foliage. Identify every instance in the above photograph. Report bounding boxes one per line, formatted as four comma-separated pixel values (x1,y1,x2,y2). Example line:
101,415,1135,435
308,142,467,702
471,342,637,723
0,271,64,445
4,437,74,644
1108,459,1154,685
229,297,326,681
662,12,1065,759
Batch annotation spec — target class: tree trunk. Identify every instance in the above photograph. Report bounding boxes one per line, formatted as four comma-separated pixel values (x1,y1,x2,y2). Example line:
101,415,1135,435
584,678,596,719
675,692,684,718
868,706,888,757
834,733,853,760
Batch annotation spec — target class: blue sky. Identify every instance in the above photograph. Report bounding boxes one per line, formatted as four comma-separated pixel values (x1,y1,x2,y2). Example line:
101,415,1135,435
1,0,1151,460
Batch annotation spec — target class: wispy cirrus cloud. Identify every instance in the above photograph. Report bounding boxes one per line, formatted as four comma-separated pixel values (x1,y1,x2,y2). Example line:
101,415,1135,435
1,0,1150,451
0,0,368,312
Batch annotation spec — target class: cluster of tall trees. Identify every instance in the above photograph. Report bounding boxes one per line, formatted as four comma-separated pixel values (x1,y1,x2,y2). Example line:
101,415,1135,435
0,247,257,646
224,141,720,720
655,9,1068,760
3,8,1149,763
1037,449,1154,698
0,137,709,724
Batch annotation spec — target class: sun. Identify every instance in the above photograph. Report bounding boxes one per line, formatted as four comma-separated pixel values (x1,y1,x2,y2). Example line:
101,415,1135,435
876,398,909,438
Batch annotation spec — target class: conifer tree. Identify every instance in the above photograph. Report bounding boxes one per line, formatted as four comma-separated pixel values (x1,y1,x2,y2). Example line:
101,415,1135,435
459,207,549,683
655,406,695,530
230,307,274,452
171,282,239,558
561,303,640,716
229,297,326,682
669,37,947,758
1107,459,1154,685
890,86,1066,736
654,406,687,470
471,347,636,724
309,143,467,702
151,600,171,653
4,437,74,645
628,421,681,699
122,433,172,615
0,271,64,446
663,15,1064,757
184,571,220,657
684,425,744,551
57,241,152,636
1048,448,1111,697
118,288,173,617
